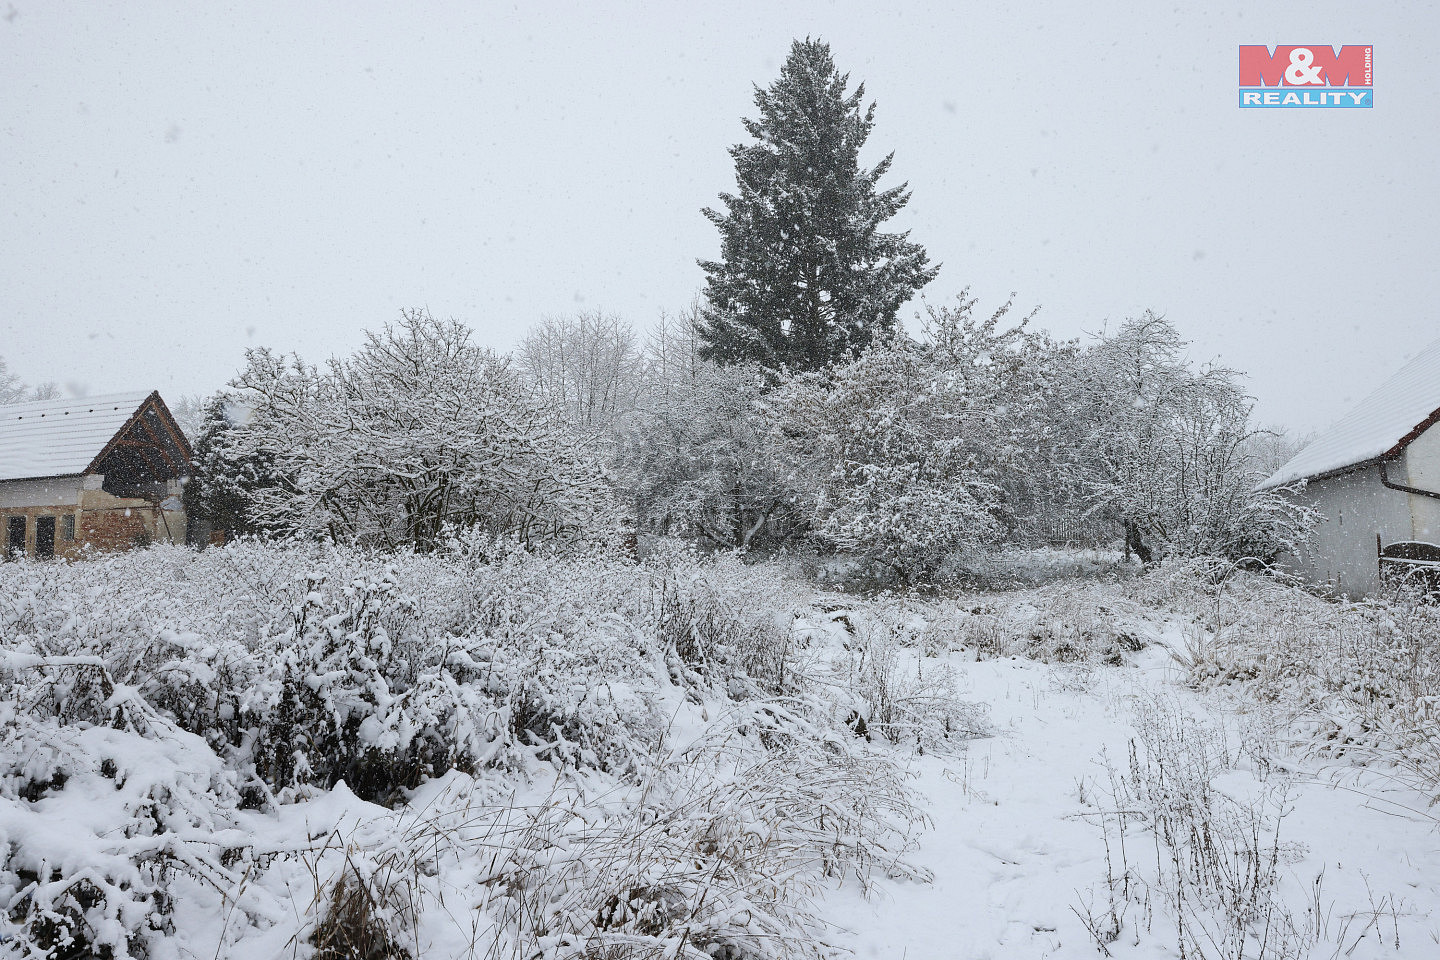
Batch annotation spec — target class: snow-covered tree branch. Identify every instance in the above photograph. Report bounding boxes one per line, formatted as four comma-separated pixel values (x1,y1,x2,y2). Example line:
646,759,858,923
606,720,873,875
227,309,616,551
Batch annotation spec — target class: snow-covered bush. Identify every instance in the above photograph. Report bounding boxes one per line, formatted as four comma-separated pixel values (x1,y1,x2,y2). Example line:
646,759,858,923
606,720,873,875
243,566,508,802
227,309,617,551
773,327,1006,584
817,605,991,752
0,541,814,806
223,547,671,797
0,655,244,959
0,539,826,799
0,542,935,957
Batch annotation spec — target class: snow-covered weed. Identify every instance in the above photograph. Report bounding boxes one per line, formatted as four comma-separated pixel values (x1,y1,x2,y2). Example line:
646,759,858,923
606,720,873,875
648,547,805,698
922,583,1148,665
307,841,420,960
826,611,990,753
1144,562,1440,806
468,703,926,960
1076,693,1406,960
0,543,924,958
1077,696,1298,958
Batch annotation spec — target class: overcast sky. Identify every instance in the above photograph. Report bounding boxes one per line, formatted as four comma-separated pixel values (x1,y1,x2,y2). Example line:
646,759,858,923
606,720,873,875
2,2,1434,436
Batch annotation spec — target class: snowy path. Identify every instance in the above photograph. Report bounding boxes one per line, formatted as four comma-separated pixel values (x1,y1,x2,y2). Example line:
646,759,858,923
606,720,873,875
823,643,1440,959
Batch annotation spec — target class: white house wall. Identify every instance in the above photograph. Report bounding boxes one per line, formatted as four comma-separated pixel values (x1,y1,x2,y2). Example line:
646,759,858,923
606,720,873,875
1402,421,1440,541
1288,464,1414,597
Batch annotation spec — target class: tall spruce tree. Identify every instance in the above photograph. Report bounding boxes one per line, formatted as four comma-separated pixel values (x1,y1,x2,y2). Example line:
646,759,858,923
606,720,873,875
697,39,938,371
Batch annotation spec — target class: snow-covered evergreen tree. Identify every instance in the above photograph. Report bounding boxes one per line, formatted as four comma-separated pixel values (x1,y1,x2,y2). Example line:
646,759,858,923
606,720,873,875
697,38,937,371
181,393,286,542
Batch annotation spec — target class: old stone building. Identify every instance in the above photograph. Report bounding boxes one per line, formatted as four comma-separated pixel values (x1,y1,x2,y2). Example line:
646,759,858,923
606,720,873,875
0,391,192,559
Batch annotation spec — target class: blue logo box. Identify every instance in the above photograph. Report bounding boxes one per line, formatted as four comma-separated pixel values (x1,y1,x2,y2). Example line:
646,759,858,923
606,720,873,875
1239,88,1372,108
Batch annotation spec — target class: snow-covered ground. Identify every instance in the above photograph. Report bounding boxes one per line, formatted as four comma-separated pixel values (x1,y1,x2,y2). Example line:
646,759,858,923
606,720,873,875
3,546,1438,958
822,617,1440,959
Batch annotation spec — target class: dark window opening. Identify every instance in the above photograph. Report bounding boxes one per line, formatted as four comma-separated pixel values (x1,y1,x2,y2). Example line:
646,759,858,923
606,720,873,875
61,514,76,542
5,516,24,557
35,516,55,560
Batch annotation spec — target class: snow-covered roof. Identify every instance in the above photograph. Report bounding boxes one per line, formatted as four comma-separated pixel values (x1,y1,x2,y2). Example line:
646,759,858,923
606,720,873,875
1260,338,1440,488
0,391,155,482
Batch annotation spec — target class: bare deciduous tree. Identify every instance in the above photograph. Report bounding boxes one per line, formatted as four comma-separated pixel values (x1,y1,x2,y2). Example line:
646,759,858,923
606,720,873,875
0,355,57,405
1068,312,1312,564
519,310,643,436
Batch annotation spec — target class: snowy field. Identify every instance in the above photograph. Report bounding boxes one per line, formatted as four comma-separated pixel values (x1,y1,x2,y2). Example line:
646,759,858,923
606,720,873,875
826,630,1440,959
1,544,1437,959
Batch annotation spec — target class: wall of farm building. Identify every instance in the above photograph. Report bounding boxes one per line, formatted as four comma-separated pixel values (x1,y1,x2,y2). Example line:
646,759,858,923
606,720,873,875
0,474,186,559
1403,420,1440,542
0,476,84,510
1284,464,1413,598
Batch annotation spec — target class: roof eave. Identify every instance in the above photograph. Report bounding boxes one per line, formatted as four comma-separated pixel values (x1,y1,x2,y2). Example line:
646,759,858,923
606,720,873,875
1259,401,1440,492
1270,455,1389,490
0,471,88,485
1387,403,1440,462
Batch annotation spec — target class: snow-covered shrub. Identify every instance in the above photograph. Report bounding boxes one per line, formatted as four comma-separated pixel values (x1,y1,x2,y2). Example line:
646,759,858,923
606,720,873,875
0,541,826,809
234,547,690,799
0,655,244,960
822,606,991,752
244,567,481,802
472,702,926,960
773,327,1007,584
0,543,933,957
0,546,206,663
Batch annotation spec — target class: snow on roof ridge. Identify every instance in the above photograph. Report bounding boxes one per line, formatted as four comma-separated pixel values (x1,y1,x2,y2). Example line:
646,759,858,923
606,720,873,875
0,390,158,482
1260,338,1440,489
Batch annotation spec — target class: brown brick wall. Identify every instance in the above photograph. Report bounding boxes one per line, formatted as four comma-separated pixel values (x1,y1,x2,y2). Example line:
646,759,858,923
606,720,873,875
78,509,150,553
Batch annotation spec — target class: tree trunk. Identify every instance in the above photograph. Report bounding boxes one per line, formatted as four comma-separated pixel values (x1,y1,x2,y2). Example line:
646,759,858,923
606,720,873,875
1124,519,1153,564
